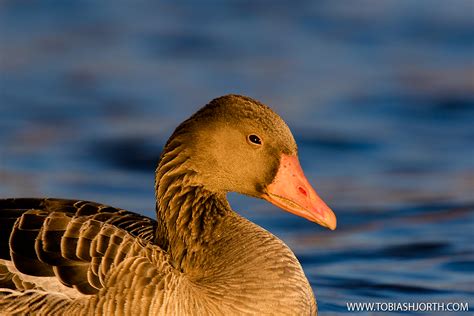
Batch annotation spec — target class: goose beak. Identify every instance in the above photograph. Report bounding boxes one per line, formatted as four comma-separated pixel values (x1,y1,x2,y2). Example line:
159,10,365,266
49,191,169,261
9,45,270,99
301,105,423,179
262,154,337,230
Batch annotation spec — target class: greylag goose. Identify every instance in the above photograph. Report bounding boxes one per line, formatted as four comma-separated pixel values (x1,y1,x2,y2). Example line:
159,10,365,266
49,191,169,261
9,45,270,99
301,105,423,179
0,95,336,315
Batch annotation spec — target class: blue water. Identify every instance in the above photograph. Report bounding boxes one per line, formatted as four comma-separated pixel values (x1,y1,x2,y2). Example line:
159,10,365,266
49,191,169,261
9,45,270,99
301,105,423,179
1,1,473,314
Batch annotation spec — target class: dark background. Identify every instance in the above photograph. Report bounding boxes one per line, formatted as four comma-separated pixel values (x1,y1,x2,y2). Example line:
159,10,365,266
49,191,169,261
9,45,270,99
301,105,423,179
1,1,473,314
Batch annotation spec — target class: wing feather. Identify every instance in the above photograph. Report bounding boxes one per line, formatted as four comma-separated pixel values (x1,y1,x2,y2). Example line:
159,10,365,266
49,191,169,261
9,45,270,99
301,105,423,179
0,198,159,297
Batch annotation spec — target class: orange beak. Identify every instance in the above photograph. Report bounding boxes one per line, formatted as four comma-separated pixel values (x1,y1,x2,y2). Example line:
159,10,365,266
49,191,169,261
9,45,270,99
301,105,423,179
262,154,337,230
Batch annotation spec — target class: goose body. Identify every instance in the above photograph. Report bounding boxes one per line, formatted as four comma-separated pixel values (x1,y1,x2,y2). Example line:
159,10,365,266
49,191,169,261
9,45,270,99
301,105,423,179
0,95,336,315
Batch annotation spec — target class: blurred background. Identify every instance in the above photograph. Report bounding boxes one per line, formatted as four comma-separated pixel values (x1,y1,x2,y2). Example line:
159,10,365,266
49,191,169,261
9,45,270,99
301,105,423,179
1,0,473,314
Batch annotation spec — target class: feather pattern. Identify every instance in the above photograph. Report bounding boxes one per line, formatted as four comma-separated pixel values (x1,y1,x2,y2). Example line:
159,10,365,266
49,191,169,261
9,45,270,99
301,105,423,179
0,195,316,314
0,198,168,314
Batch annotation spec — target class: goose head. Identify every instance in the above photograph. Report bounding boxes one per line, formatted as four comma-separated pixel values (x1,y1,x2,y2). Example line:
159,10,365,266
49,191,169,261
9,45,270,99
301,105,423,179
161,94,336,230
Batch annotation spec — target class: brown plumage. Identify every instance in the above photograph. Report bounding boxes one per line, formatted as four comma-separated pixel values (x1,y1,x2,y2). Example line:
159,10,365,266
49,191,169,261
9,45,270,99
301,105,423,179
0,95,336,315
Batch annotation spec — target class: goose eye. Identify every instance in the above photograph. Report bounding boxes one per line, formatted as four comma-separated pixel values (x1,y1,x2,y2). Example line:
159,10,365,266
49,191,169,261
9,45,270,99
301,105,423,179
248,134,262,145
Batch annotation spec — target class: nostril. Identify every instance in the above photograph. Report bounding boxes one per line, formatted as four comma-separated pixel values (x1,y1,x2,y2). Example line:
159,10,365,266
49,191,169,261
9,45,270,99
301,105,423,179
298,186,307,196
